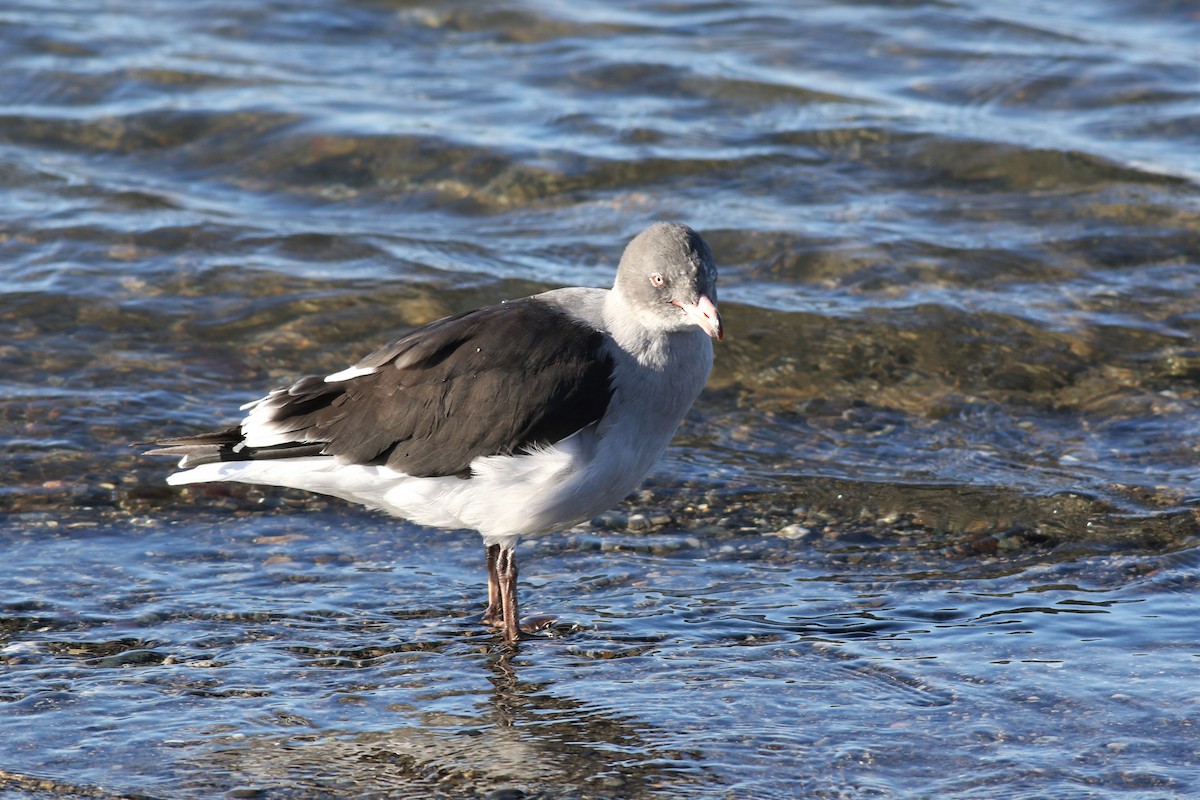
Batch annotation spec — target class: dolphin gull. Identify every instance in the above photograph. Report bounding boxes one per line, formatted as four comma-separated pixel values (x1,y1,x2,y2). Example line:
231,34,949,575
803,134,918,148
145,222,723,644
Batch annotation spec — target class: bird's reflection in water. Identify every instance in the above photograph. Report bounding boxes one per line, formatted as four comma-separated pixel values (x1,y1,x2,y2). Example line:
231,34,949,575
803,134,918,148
172,644,714,798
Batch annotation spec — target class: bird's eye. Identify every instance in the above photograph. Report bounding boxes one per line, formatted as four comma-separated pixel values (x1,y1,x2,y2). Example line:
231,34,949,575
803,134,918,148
649,273,665,287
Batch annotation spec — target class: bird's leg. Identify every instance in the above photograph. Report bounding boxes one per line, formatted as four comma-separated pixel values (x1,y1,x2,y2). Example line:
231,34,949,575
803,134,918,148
483,543,503,627
497,545,520,645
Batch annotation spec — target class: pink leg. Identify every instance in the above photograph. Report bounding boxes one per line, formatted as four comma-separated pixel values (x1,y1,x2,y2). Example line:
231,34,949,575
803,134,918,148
496,545,520,645
483,543,503,627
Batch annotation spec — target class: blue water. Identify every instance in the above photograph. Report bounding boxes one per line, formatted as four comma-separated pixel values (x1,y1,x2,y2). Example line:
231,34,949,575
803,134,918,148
3,1,1199,797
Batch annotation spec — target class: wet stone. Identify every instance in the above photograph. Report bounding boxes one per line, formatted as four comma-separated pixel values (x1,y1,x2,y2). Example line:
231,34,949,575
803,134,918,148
485,788,527,800
774,524,812,540
627,513,651,530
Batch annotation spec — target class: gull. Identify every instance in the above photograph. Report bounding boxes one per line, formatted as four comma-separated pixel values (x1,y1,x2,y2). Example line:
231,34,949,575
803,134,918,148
145,222,723,644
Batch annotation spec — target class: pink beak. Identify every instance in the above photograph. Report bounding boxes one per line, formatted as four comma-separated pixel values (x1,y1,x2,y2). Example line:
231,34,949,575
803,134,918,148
674,294,724,341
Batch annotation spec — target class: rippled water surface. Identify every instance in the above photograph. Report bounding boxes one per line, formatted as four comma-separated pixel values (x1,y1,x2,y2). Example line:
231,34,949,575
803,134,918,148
3,1,1200,797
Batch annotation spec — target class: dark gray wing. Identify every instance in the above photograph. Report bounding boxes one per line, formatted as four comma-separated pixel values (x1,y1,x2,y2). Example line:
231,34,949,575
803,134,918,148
146,297,615,478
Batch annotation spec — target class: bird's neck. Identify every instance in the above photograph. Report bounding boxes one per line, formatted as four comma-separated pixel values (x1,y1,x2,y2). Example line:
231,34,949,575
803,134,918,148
604,288,669,367
604,288,714,376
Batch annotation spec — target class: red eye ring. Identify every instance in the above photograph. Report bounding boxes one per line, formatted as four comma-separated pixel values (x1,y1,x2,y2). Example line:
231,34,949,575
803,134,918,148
649,273,665,287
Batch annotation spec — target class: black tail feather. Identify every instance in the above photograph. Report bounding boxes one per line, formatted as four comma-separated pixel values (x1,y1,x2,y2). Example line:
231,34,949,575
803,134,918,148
137,426,327,468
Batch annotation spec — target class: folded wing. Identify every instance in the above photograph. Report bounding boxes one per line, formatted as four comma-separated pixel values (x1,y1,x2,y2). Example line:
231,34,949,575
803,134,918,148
146,298,615,478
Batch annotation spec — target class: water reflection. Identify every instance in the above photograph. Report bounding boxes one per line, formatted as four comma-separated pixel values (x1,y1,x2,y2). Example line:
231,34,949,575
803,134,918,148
168,647,714,798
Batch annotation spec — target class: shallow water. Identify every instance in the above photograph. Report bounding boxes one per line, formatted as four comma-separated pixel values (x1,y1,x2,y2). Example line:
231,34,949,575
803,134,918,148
3,1,1200,797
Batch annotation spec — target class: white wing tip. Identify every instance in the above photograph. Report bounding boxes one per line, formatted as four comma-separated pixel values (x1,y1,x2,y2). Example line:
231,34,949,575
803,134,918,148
324,365,378,383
